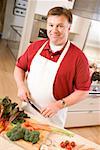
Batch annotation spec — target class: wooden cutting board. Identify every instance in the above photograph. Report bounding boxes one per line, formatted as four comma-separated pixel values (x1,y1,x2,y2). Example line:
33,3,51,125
0,118,100,150
2,129,50,150
1,131,100,150
0,136,24,150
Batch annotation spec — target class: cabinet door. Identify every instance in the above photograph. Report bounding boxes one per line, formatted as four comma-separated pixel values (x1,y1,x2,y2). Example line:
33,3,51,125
70,15,89,34
68,96,100,111
35,0,75,16
65,111,100,127
69,17,91,49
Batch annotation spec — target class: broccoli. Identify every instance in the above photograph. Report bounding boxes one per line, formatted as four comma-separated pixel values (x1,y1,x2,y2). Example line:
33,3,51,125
6,124,40,144
24,129,40,144
32,136,39,144
9,128,24,141
6,124,24,141
24,129,31,141
6,131,12,137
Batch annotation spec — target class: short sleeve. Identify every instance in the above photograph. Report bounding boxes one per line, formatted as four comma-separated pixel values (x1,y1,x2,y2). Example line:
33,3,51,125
74,53,91,90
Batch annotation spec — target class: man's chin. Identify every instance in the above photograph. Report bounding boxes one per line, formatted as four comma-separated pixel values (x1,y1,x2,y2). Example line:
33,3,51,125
50,39,60,45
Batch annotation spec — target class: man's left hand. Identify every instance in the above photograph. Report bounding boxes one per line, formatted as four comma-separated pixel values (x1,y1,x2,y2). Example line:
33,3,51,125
41,101,63,118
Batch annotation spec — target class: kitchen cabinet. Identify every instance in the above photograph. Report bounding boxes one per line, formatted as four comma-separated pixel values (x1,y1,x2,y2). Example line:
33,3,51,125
69,16,91,49
2,0,26,58
6,25,22,58
2,0,25,40
65,95,100,127
2,0,90,57
83,20,100,64
35,0,75,16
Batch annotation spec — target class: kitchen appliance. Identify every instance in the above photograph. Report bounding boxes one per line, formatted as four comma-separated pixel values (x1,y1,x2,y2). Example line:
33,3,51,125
30,14,47,42
13,0,28,17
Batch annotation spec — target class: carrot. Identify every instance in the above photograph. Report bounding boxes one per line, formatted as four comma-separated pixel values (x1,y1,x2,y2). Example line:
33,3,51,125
22,121,51,131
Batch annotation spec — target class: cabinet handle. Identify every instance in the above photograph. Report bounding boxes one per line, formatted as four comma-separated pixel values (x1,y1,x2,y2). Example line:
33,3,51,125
90,102,94,105
88,110,93,113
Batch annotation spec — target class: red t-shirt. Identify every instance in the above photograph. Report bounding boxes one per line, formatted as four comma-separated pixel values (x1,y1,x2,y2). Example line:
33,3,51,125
16,39,91,100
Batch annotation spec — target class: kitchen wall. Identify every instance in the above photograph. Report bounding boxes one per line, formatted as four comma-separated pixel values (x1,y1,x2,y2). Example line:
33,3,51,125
1,0,100,128
2,0,100,66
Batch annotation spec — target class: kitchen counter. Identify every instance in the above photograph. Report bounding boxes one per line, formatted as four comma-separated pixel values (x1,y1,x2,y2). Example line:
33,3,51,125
0,114,100,150
89,91,100,95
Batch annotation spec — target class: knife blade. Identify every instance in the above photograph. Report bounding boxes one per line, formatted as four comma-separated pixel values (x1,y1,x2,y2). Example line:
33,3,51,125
28,99,41,113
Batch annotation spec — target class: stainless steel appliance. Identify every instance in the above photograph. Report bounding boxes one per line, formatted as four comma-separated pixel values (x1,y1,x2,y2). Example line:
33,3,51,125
30,14,48,42
13,0,28,17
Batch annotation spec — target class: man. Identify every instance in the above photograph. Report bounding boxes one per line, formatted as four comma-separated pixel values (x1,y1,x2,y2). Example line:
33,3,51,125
14,7,91,127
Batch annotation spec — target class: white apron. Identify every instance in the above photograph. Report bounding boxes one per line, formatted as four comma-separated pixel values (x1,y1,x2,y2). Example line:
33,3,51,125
23,41,70,127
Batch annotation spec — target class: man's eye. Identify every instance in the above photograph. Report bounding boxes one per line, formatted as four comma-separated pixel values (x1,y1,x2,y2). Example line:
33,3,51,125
59,25,64,28
49,24,53,27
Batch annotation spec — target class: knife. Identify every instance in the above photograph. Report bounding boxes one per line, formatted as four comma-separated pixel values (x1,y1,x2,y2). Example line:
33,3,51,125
28,99,41,113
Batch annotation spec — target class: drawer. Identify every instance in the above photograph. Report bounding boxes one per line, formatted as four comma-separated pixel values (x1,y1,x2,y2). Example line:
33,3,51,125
68,96,100,111
65,111,100,127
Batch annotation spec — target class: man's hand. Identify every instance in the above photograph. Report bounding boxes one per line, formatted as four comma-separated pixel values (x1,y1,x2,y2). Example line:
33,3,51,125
17,84,31,101
41,101,63,118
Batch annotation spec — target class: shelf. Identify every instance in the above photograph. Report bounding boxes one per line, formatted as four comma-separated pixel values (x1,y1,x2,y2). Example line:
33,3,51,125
7,25,23,58
10,25,23,37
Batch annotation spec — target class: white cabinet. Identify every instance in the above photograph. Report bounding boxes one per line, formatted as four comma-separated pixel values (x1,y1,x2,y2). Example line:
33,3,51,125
2,0,26,58
65,96,100,127
35,0,75,16
69,16,91,49
65,111,100,127
70,15,87,34
2,0,25,40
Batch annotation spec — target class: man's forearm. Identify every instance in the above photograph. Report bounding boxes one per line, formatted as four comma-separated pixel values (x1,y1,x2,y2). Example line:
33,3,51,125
63,90,89,107
14,66,26,88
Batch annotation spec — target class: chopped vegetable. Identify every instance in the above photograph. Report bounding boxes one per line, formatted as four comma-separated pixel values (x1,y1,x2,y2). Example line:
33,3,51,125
6,124,40,144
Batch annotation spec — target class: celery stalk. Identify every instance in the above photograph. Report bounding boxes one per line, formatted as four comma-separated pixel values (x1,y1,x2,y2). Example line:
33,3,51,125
51,127,74,137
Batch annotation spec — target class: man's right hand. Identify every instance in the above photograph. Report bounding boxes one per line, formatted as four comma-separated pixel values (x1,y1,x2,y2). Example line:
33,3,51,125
17,84,31,101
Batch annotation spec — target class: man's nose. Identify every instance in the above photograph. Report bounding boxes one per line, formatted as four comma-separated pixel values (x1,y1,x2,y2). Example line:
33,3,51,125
52,26,58,32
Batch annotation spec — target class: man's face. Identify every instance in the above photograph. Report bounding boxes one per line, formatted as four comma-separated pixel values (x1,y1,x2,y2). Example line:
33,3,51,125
47,15,71,45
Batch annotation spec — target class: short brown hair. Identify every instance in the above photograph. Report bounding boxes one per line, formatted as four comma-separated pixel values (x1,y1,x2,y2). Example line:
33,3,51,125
47,7,73,24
